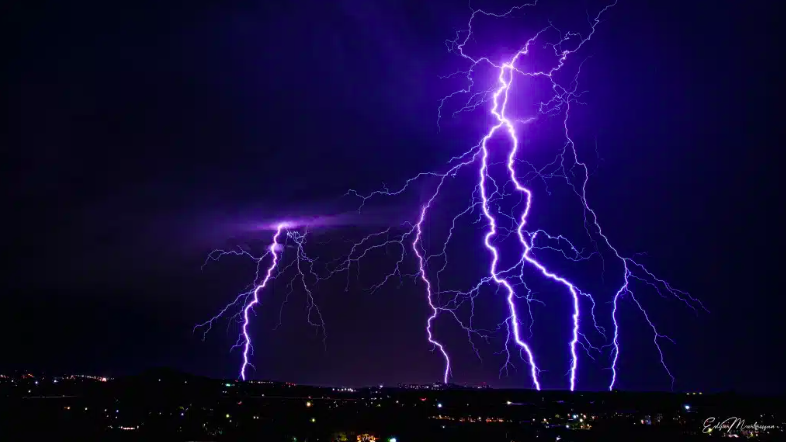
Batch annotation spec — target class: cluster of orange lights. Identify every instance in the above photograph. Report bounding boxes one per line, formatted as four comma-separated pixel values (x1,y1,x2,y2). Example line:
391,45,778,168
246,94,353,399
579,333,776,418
432,415,508,423
64,374,108,382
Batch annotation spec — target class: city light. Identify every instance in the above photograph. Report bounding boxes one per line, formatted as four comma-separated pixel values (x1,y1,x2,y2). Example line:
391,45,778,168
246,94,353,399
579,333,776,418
4,371,767,440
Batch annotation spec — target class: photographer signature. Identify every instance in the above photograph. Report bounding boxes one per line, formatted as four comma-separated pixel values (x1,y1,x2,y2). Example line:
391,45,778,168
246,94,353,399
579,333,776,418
703,417,777,434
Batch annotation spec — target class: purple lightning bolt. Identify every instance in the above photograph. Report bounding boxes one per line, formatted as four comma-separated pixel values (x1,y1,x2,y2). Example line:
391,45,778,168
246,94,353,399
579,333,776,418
196,222,310,380
435,0,703,390
413,205,452,383
238,224,285,380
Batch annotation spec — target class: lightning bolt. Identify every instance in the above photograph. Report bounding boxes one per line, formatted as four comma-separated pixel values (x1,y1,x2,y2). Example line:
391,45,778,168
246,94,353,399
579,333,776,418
432,0,704,390
196,222,329,380
197,0,705,390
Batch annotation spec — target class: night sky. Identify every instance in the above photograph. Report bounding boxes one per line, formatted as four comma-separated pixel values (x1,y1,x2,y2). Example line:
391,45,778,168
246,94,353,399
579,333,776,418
6,0,782,393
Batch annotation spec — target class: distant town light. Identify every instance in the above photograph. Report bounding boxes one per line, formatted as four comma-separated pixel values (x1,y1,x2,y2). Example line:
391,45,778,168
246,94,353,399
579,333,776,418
506,401,512,405
306,401,312,407
437,403,443,408
684,405,690,411
310,417,316,423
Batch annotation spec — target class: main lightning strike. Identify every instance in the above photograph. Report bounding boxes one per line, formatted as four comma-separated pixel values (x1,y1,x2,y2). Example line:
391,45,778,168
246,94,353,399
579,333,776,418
435,0,703,390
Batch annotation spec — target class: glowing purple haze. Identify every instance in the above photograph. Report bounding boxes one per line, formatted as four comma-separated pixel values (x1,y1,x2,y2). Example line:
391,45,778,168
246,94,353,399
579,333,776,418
196,0,705,389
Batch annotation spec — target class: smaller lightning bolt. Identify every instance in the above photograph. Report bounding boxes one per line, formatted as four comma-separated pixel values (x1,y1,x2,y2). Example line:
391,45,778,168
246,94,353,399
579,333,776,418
412,204,452,383
239,223,285,380
346,148,487,384
195,223,296,380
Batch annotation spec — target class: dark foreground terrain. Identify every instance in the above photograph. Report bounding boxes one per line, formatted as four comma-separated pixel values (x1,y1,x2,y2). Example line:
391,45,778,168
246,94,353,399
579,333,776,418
1,369,783,441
